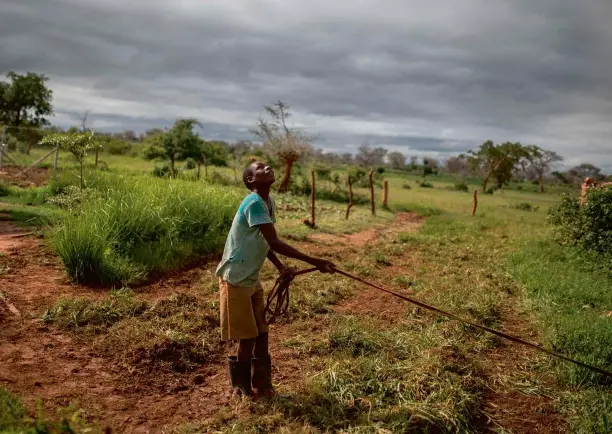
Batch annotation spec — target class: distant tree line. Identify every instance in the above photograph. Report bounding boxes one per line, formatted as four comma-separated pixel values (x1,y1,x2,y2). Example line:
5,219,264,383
2,71,609,193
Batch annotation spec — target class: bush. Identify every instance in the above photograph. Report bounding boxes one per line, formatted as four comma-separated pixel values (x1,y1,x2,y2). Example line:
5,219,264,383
49,173,241,286
418,181,434,188
453,182,469,192
152,164,173,178
549,188,612,258
106,140,132,155
510,202,539,212
0,182,10,197
183,158,197,170
484,187,496,195
402,183,411,190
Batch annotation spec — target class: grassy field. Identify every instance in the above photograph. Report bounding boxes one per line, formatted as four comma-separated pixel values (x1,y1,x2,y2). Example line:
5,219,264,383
1,149,610,433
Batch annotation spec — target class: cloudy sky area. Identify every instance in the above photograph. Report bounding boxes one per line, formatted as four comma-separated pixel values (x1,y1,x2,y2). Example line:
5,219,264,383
2,0,611,169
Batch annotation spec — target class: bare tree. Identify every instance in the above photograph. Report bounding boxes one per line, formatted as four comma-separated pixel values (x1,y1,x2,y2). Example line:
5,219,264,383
445,156,469,176
355,145,387,167
387,151,406,169
250,101,313,193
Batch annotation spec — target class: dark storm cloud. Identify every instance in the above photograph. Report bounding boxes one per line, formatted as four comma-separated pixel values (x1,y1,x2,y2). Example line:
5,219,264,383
1,0,611,169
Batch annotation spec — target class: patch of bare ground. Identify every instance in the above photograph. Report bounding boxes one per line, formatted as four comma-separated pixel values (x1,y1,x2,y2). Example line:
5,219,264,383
477,306,567,433
0,166,50,187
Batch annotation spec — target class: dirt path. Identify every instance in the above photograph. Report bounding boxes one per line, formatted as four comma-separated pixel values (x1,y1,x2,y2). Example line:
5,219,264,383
0,212,567,433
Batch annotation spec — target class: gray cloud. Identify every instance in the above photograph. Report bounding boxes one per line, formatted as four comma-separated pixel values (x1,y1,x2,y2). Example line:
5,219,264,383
1,0,612,170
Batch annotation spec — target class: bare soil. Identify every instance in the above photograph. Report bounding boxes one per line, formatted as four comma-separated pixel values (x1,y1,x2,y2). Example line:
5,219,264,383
0,212,568,433
0,166,51,188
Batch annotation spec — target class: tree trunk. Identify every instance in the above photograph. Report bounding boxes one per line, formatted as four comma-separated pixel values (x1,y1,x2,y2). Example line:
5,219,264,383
197,162,201,180
278,158,295,193
482,175,490,193
382,180,388,209
170,156,175,178
204,163,208,178
345,176,354,220
369,169,375,216
472,190,478,217
79,160,84,191
95,149,99,167
539,174,544,193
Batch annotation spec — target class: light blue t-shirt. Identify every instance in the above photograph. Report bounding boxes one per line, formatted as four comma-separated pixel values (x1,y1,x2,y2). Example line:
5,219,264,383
215,192,276,287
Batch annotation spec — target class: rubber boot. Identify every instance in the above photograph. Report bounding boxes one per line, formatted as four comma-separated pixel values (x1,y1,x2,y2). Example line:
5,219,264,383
227,356,252,397
251,355,276,399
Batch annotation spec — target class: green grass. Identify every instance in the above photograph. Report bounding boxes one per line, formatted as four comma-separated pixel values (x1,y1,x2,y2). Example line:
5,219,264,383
0,386,103,433
508,240,612,388
48,172,242,286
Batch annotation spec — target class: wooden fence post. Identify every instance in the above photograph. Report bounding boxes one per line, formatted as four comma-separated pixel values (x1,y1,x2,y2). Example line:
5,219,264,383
369,169,376,216
310,169,316,228
472,190,478,217
382,180,389,209
345,175,354,220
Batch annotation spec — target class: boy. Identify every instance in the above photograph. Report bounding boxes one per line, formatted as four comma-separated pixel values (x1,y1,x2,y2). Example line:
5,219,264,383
216,160,335,398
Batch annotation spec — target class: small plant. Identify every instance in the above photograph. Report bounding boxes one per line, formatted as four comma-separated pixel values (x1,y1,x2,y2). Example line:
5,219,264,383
484,186,496,195
418,181,434,188
183,157,197,170
41,130,102,190
373,252,391,266
402,183,412,190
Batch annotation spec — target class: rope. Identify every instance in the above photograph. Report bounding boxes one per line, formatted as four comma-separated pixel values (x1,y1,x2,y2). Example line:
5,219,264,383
264,266,612,379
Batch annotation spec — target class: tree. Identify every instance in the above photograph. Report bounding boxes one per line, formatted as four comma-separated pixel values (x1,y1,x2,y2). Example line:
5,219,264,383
250,101,313,193
340,153,354,165
467,141,528,192
527,146,563,192
355,145,387,167
445,156,469,176
41,130,101,190
144,119,201,177
0,72,54,154
387,151,406,169
187,139,229,179
569,163,603,183
423,158,439,177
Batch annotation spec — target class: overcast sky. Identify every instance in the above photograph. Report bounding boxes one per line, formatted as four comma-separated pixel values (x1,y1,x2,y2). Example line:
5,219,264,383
2,0,611,169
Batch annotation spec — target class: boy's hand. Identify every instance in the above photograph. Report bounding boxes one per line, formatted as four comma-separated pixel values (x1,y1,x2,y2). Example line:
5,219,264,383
278,265,296,280
312,258,336,274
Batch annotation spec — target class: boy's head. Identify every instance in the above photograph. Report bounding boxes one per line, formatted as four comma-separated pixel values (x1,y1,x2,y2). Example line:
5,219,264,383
243,160,275,191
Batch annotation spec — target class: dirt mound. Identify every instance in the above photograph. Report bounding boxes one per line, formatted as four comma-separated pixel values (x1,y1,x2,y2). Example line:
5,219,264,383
0,166,50,187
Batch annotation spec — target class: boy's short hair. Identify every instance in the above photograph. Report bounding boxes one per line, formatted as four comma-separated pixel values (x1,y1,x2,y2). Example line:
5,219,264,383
243,164,255,190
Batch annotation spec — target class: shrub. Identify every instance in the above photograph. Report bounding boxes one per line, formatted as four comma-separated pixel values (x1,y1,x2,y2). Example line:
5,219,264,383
49,173,241,285
152,164,173,178
418,181,434,188
402,183,412,190
0,182,10,197
510,202,539,212
453,182,469,192
106,140,132,155
484,187,496,195
183,158,197,170
549,188,612,257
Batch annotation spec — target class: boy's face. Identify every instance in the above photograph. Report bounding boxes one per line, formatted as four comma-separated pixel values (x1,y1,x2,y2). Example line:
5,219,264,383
248,161,275,187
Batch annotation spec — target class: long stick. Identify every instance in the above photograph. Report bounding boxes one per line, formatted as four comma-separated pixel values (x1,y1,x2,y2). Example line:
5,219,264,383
369,169,375,216
332,268,612,379
382,180,389,209
472,190,478,217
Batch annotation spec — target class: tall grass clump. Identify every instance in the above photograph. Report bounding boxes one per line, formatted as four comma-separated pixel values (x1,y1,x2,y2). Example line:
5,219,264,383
50,173,241,286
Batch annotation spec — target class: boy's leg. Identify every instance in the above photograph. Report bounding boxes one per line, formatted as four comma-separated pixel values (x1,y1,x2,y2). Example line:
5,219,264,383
219,278,259,397
251,284,275,397
253,332,269,359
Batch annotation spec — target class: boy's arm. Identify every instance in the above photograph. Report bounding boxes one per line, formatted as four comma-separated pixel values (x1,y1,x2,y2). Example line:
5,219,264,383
259,223,335,273
267,250,286,272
